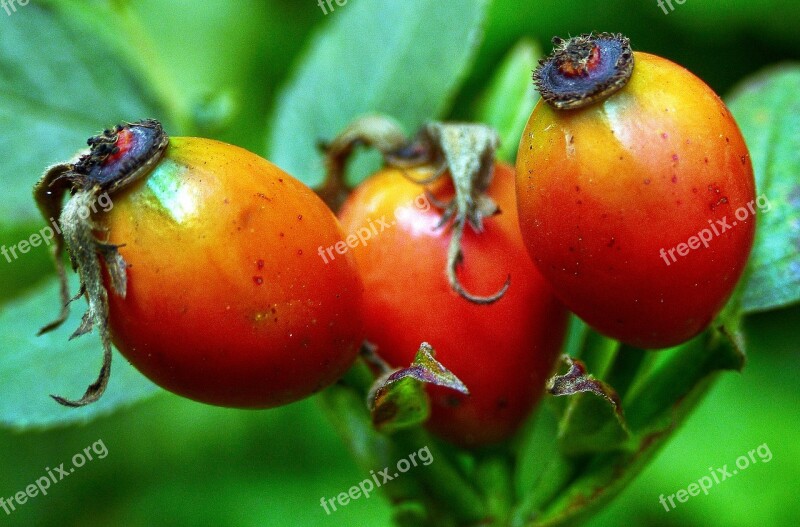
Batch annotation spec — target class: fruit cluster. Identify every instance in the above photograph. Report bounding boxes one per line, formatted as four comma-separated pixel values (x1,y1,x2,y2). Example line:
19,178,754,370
34,33,754,447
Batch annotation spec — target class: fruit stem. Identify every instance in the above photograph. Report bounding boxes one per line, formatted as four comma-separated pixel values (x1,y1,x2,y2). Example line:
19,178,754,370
318,114,408,212
325,362,491,525
475,450,515,525
394,428,490,524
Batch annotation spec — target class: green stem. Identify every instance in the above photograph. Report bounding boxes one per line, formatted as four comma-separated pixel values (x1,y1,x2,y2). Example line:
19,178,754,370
394,428,488,525
509,454,584,527
475,450,515,525
325,361,489,525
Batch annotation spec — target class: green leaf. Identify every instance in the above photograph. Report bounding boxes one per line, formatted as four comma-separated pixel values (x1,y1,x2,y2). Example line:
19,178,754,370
0,276,161,430
476,39,542,162
266,0,489,187
0,4,168,301
726,65,800,313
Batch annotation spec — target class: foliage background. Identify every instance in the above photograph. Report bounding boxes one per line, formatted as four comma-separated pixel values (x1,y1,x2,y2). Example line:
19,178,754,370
0,1,798,526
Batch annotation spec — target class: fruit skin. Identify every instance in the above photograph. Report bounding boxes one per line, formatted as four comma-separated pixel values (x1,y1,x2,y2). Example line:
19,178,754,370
516,52,756,349
99,137,364,408
338,163,567,447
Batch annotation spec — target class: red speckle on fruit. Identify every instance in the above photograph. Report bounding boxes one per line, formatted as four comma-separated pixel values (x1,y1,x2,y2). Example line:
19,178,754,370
256,259,265,270
253,276,263,285
709,194,729,211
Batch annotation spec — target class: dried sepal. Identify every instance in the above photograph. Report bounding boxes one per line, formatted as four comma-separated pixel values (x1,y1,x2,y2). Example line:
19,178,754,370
322,116,511,305
547,355,624,420
367,342,469,434
534,32,634,110
32,119,168,407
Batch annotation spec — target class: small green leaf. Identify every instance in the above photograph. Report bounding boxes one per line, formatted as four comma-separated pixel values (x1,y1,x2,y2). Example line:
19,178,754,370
267,0,489,187
0,276,161,430
370,376,431,435
368,343,468,434
476,39,542,162
726,65,800,313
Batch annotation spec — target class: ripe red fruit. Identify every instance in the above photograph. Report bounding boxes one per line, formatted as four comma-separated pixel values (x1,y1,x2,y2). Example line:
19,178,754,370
36,121,365,408
516,35,756,348
338,163,567,447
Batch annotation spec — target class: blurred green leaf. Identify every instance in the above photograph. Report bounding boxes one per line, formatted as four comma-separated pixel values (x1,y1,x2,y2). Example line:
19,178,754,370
0,224,52,303
267,0,489,187
726,65,800,313
476,39,542,162
0,4,168,301
0,276,161,430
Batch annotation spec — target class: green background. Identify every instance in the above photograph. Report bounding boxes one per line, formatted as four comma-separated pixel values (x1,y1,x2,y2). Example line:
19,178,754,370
0,1,798,526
